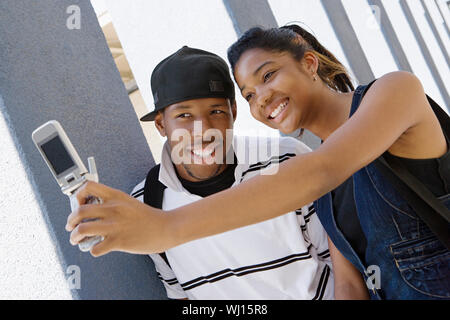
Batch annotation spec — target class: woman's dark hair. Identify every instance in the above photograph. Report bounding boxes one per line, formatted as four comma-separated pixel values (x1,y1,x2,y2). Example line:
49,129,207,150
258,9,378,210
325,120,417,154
227,25,354,93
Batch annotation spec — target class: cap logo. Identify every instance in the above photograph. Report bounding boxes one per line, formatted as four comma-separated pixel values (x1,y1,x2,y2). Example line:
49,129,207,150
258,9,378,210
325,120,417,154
209,80,224,93
153,92,159,104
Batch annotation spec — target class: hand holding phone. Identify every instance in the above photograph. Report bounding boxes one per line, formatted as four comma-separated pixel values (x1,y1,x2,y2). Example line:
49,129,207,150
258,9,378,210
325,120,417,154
32,120,104,252
69,192,104,252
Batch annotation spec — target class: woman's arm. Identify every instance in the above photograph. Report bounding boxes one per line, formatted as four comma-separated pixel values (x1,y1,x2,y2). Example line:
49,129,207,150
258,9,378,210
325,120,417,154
166,71,428,245
67,72,432,255
327,237,369,300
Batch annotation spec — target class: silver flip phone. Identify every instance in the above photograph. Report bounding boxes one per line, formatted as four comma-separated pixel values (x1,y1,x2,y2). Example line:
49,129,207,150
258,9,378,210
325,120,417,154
32,120,103,252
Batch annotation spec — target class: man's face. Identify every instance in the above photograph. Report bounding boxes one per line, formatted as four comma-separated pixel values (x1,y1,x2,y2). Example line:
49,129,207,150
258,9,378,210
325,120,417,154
154,97,237,182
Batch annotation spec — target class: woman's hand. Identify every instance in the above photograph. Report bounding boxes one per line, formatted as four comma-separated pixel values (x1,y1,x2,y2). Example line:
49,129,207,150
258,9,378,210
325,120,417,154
327,237,370,300
65,181,176,257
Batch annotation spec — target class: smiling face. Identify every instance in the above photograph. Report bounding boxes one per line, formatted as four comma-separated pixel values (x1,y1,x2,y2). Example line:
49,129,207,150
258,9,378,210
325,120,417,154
234,48,318,135
154,97,236,182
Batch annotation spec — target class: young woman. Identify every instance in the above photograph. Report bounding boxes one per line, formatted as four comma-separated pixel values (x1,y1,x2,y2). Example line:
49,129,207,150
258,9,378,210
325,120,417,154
67,25,450,300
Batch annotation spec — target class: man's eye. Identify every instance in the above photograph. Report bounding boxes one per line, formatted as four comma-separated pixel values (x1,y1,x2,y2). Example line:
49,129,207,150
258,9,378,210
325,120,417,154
245,93,253,102
211,110,225,115
263,71,275,82
177,113,191,118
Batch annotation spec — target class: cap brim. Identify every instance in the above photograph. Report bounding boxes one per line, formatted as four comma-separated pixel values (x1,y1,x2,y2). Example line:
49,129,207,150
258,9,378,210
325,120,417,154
139,110,158,122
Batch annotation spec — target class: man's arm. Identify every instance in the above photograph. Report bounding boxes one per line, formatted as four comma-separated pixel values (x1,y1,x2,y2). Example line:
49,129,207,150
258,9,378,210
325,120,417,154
149,254,188,300
327,237,369,300
298,204,331,263
130,182,188,299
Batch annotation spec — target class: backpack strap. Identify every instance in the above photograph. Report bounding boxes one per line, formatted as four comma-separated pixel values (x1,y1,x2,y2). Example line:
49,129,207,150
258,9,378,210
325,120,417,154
378,154,450,249
426,95,450,143
349,79,377,117
142,164,172,266
143,164,167,209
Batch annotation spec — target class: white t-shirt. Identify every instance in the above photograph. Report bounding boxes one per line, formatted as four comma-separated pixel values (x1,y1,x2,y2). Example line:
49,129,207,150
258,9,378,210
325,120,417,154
130,135,333,300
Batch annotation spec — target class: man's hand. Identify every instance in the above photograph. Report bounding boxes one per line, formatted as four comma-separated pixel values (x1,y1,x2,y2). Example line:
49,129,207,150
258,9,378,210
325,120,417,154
65,181,174,257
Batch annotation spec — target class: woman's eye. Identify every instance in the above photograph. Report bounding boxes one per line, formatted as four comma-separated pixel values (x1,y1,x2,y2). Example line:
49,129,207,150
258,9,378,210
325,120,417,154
245,93,253,102
263,71,275,82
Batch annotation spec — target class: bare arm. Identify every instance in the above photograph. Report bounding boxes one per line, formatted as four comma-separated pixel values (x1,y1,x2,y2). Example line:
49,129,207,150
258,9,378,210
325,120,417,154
327,237,369,300
67,72,432,255
166,72,427,245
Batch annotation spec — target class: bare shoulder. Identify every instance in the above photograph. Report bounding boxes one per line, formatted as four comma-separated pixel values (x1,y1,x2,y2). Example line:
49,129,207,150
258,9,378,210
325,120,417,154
365,71,426,106
366,71,446,158
359,71,429,127
378,70,422,82
317,71,441,178
371,71,424,92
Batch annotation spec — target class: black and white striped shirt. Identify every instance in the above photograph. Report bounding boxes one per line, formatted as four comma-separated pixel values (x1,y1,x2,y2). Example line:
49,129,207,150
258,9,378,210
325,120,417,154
130,136,333,300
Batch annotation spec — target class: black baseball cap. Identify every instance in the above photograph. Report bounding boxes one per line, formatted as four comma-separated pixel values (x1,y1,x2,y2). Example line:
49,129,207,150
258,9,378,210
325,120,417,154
140,46,235,122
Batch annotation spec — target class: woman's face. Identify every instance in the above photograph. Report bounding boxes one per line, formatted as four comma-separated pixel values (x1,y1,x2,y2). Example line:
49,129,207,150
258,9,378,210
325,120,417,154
234,48,316,134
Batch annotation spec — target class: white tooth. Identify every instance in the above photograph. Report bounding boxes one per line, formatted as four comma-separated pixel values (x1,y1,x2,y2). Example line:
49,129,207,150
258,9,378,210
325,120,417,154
270,107,280,118
192,148,213,157
270,102,287,118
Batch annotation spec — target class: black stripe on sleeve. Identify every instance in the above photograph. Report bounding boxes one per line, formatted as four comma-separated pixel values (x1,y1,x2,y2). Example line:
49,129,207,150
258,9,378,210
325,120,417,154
240,153,296,182
304,205,316,219
296,204,315,218
312,265,330,300
318,265,330,300
318,249,330,259
157,272,179,286
132,191,144,199
247,153,297,169
131,187,144,197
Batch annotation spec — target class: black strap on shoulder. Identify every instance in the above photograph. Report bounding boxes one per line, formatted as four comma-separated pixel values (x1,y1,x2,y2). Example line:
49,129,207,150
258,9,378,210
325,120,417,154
427,95,450,142
143,164,172,267
378,154,450,249
360,83,450,249
143,164,167,209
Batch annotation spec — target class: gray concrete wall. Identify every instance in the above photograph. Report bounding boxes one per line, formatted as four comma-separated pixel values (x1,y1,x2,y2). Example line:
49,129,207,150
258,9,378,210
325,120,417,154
223,0,278,35
321,0,375,85
367,0,413,72
0,0,165,299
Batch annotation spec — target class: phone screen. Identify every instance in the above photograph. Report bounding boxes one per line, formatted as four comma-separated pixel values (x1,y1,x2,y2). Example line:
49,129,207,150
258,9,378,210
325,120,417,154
41,135,76,175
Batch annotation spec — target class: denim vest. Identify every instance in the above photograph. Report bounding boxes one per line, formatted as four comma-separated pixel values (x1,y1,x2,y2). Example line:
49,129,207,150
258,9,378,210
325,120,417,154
315,84,450,300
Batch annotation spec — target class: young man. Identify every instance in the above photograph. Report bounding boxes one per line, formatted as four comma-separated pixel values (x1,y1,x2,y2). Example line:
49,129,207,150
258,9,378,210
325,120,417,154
131,46,333,299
